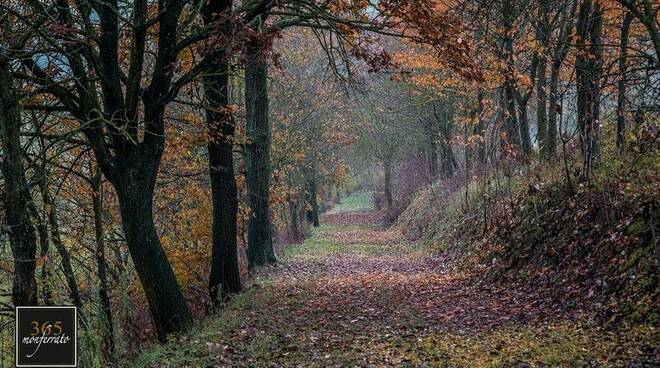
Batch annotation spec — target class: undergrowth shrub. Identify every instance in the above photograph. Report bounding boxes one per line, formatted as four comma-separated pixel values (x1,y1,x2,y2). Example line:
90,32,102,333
397,126,659,323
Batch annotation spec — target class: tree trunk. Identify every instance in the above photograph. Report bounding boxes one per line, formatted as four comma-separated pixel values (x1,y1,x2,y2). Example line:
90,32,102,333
512,60,539,157
590,3,603,163
547,0,578,159
423,117,439,183
306,168,320,226
202,0,242,302
0,56,38,306
40,181,83,313
474,91,486,167
536,57,548,155
617,12,633,150
536,0,550,157
245,34,276,268
26,182,53,305
383,160,393,207
92,170,115,358
502,0,521,150
575,0,603,180
27,147,53,305
503,85,520,149
440,142,457,177
289,200,300,240
114,176,192,341
35,215,53,305
517,100,532,154
547,64,560,158
205,70,243,300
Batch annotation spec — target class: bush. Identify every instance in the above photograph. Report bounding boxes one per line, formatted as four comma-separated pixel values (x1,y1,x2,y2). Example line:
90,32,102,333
396,141,660,323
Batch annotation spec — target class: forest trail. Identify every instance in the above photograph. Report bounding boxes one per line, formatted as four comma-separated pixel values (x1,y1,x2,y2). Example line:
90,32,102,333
139,192,658,367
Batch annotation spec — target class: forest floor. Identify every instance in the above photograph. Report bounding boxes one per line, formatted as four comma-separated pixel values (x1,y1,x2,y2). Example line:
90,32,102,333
137,192,658,367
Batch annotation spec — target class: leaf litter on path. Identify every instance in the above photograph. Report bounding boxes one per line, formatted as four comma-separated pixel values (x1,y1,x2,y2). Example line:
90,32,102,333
137,202,659,367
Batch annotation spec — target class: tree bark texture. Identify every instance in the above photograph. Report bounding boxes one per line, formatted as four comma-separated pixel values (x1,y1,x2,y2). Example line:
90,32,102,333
114,172,192,340
617,12,633,150
92,170,115,357
203,0,243,302
306,167,320,226
0,55,38,306
245,35,276,268
575,0,603,180
536,57,548,155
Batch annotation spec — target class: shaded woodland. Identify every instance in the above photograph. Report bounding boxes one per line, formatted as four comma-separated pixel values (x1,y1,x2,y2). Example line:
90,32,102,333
0,0,658,365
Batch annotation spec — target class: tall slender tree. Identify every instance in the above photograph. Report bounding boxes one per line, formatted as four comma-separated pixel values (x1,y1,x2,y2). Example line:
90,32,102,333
245,17,277,268
617,12,634,150
575,0,603,180
536,0,551,156
0,51,38,307
501,0,522,150
547,0,578,158
203,0,243,302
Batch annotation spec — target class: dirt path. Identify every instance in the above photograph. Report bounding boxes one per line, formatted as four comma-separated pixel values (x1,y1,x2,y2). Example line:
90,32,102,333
138,192,658,367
